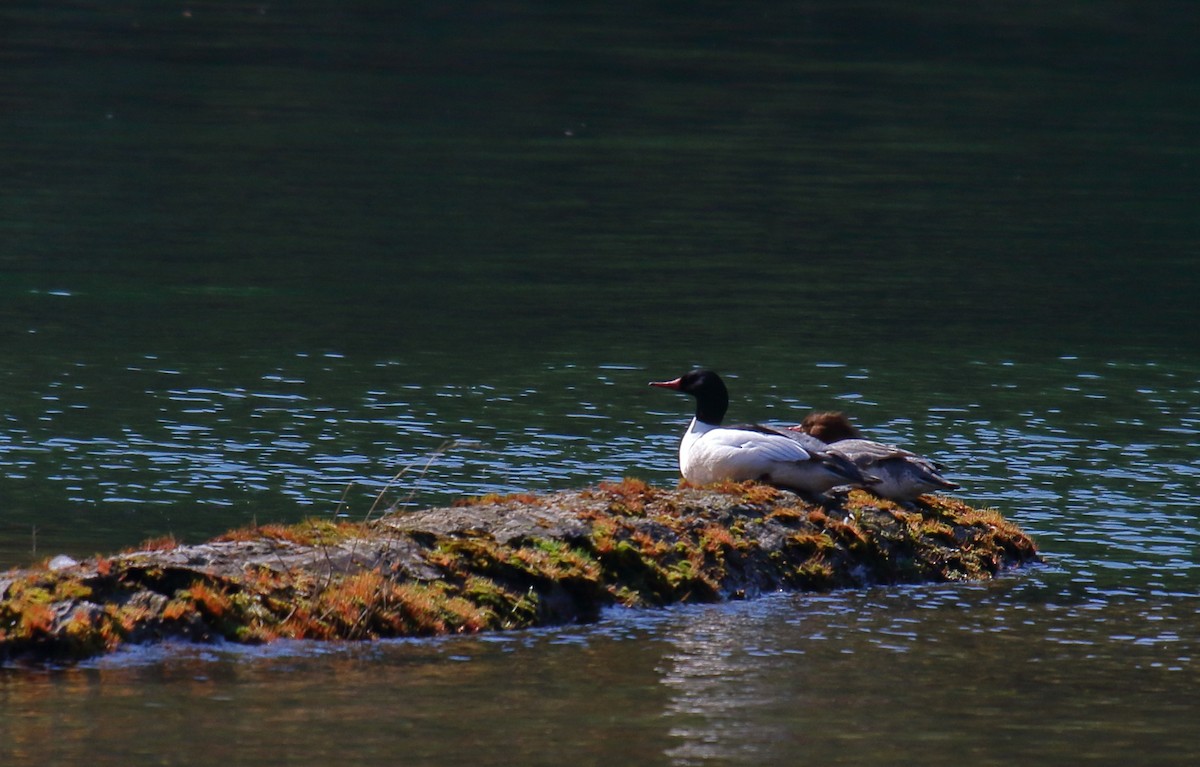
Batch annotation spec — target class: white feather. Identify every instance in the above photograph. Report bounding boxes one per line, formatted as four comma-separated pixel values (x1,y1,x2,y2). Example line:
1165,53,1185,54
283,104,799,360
679,418,837,488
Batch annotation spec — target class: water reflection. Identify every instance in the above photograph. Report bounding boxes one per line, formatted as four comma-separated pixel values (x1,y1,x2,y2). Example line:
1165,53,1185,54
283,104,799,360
654,581,1200,765
660,601,807,765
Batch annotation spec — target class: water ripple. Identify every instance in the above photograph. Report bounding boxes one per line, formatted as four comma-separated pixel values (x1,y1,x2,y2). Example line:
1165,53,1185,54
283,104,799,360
3,357,1200,605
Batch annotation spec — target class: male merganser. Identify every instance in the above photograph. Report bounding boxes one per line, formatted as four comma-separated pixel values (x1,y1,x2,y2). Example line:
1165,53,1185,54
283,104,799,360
793,412,960,503
650,370,875,499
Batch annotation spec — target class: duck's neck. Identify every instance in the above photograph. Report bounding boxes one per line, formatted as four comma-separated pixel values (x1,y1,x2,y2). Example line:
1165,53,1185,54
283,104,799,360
693,395,727,426
685,416,718,437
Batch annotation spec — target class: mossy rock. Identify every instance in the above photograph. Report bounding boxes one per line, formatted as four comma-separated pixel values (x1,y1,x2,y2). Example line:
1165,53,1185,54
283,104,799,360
0,480,1038,664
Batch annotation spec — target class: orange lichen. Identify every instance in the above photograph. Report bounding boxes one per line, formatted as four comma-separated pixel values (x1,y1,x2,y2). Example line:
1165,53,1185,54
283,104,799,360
162,598,195,623
629,530,670,559
588,518,620,555
787,531,836,552
765,505,809,523
213,518,368,546
698,523,738,555
451,492,542,508
183,581,232,619
596,477,658,514
136,534,180,552
17,602,55,637
702,480,784,504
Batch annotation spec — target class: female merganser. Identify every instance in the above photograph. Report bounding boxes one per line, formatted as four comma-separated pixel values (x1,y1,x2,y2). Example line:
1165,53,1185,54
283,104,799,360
650,370,875,499
793,412,960,504
798,411,861,443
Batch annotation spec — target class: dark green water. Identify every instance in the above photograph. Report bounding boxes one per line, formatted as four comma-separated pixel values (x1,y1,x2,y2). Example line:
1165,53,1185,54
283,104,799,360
3,2,1199,765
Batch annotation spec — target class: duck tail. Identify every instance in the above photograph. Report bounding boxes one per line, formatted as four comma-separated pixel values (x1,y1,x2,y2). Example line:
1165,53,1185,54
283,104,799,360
912,459,960,491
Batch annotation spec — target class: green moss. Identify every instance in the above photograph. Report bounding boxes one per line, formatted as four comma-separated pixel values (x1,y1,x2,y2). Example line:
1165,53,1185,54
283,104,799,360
591,538,678,605
213,518,370,546
461,576,538,629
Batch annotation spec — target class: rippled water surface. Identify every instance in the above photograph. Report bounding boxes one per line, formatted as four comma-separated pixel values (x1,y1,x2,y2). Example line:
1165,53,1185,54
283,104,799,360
3,1,1199,765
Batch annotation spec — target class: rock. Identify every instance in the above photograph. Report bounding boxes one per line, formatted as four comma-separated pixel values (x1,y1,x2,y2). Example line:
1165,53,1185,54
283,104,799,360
47,555,79,572
0,480,1038,664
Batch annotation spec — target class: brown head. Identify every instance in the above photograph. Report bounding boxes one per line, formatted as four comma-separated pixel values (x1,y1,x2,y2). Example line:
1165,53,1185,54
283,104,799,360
798,411,861,443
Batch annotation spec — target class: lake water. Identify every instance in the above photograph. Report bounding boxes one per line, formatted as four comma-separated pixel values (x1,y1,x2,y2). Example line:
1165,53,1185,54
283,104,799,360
2,2,1198,764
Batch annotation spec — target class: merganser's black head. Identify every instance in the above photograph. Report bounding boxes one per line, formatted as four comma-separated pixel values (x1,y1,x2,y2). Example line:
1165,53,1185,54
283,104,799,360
649,369,729,425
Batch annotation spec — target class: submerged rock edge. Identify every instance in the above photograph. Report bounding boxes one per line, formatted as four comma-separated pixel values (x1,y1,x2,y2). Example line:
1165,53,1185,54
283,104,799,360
0,480,1038,664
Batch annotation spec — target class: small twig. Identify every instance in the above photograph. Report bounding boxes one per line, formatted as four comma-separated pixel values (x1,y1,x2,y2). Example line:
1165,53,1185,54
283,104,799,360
339,440,461,574
318,529,341,593
345,578,389,640
365,439,461,523
333,480,356,520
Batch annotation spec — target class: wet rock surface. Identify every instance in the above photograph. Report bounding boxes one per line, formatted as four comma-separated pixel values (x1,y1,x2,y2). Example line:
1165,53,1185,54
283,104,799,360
1,480,1038,664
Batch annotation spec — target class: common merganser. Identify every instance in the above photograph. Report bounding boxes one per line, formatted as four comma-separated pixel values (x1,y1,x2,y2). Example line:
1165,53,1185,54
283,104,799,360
798,411,861,443
650,370,875,499
792,412,960,503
